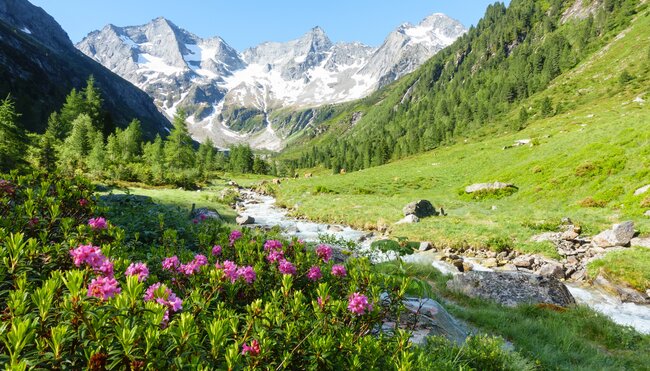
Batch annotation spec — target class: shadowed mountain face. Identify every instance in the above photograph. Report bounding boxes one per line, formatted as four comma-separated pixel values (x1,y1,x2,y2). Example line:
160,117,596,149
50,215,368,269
77,14,466,150
0,0,170,137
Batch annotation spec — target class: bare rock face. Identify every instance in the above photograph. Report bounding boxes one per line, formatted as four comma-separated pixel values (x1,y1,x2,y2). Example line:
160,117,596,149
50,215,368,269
447,271,576,307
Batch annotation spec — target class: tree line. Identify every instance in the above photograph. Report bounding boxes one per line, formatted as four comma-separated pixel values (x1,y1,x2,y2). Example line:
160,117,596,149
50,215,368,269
0,76,277,186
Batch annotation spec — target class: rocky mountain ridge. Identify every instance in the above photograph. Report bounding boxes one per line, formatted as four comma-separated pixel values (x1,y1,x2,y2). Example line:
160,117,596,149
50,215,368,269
77,14,466,150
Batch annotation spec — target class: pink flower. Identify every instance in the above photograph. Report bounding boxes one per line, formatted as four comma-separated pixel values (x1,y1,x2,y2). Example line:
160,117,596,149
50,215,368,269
229,230,242,245
316,244,333,262
263,240,283,251
331,264,347,277
307,266,322,281
241,339,260,356
162,256,180,271
87,276,121,301
237,266,256,284
179,263,199,276
192,219,199,224
200,214,207,221
193,254,208,267
95,258,114,278
125,262,149,282
266,249,285,264
144,283,182,313
278,259,296,275
211,245,222,256
78,198,89,207
88,217,108,230
222,260,239,282
70,245,102,267
348,292,373,315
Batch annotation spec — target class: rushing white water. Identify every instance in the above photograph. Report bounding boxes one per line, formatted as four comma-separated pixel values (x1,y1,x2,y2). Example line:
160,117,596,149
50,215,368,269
239,190,650,334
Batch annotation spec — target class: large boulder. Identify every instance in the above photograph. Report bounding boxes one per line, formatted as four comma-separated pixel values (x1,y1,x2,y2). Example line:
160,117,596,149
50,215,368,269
465,182,516,194
592,221,635,247
236,215,255,225
446,271,576,307
402,200,438,218
395,214,420,224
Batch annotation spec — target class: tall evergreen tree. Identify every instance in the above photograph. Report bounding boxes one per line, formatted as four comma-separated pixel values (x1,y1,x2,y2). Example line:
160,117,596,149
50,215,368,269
59,114,99,171
164,110,195,170
143,135,165,183
37,132,58,172
0,95,26,171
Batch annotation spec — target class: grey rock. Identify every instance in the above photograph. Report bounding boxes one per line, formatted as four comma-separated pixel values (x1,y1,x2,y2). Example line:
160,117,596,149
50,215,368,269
447,271,576,307
512,255,534,268
594,275,649,304
396,214,419,224
465,182,516,194
645,210,650,217
536,262,565,280
482,258,498,268
402,200,438,218
630,237,650,248
593,221,635,247
418,241,433,252
634,184,650,196
236,215,255,225
400,297,470,345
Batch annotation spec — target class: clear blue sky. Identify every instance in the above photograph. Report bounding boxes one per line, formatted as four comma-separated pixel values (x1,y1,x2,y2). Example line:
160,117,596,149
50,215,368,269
29,0,509,50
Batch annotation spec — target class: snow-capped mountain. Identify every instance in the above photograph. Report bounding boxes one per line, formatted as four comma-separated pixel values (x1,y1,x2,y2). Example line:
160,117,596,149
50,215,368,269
77,14,466,150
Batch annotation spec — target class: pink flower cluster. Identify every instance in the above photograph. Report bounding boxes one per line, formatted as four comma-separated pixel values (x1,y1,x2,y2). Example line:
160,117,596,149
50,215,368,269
70,244,120,300
162,254,208,276
229,230,242,245
307,266,322,281
70,245,115,278
241,339,260,356
87,276,121,301
144,283,183,312
331,264,347,277
125,262,149,282
263,239,283,251
348,292,373,315
316,244,333,262
88,217,108,230
266,249,285,264
278,259,297,275
216,260,256,283
211,245,222,256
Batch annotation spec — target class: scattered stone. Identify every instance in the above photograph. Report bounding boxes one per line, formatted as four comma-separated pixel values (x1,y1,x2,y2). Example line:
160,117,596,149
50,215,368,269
592,221,635,247
465,182,516,194
192,208,221,221
594,275,650,304
304,173,313,178
530,232,561,243
402,200,438,218
272,178,282,185
462,262,474,272
400,297,470,345
513,255,534,268
328,225,344,233
537,262,565,280
500,263,518,271
630,237,650,248
634,184,650,196
514,139,531,146
227,181,239,188
446,271,576,307
236,215,255,225
418,241,433,252
452,259,465,272
396,214,419,224
645,210,650,217
482,258,498,268
633,96,646,104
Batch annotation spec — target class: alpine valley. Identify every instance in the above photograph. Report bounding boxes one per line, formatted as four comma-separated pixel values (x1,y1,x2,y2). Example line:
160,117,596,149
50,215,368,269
77,14,466,150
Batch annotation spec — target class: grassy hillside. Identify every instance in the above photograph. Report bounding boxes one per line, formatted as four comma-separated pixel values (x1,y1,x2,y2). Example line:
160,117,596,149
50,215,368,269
272,7,650,263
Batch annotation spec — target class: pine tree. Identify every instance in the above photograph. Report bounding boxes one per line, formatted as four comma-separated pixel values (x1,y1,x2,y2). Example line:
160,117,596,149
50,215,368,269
82,75,105,132
59,114,98,171
87,134,106,177
0,95,27,171
58,88,86,137
164,110,195,170
37,132,58,172
143,135,165,183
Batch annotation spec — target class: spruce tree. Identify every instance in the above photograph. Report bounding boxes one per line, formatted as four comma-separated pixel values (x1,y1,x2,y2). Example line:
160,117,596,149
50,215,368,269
143,135,165,183
0,95,26,171
38,132,58,172
59,114,98,171
164,110,195,170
